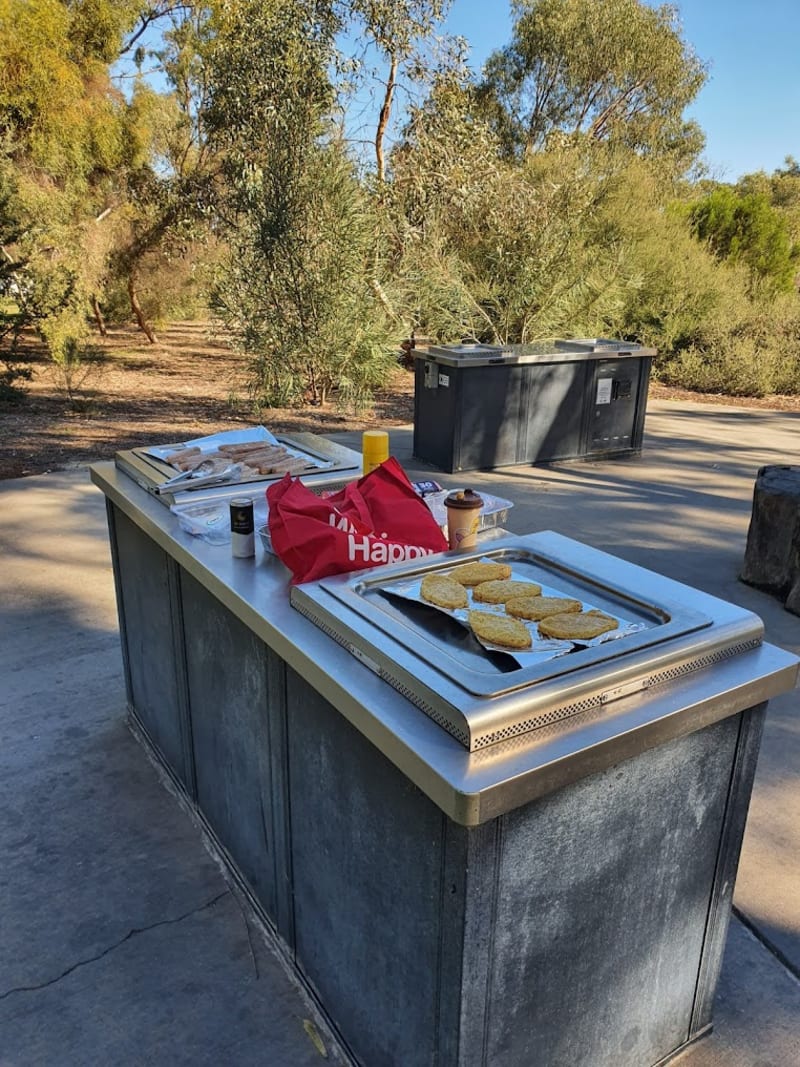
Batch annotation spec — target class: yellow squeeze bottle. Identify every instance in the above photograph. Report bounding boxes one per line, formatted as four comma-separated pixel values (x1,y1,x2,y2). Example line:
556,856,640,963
362,430,389,475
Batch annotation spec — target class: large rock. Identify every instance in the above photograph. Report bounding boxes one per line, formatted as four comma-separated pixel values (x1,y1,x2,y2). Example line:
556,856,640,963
741,465,800,615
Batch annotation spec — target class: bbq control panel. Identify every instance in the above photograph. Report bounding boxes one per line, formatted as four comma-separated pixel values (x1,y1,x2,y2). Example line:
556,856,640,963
589,361,641,453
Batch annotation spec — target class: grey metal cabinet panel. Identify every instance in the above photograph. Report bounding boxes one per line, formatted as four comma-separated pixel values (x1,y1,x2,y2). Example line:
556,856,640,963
414,360,528,472
523,361,587,462
586,358,648,455
111,505,191,787
282,666,760,1067
483,714,739,1067
181,571,290,934
286,667,456,1067
459,364,528,469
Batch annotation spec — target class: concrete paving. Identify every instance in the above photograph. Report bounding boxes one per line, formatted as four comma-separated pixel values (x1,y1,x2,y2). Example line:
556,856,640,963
1,397,799,1065
0,474,341,1066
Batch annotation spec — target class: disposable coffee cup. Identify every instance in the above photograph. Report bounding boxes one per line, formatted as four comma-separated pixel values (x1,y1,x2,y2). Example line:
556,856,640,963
445,488,483,551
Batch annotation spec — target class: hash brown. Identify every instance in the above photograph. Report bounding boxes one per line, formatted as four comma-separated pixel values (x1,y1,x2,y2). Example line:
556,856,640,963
420,574,469,610
468,610,532,650
537,611,619,640
448,561,512,586
473,579,543,604
505,595,582,621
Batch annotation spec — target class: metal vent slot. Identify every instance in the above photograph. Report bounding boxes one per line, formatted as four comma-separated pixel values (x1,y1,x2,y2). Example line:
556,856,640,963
379,670,470,746
293,602,354,653
474,694,605,749
472,639,762,751
647,639,761,688
292,599,470,746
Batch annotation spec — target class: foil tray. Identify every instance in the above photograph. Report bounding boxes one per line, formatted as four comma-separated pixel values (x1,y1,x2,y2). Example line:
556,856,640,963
291,533,764,751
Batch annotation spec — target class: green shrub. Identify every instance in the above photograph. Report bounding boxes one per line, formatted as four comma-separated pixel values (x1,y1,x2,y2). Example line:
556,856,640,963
657,294,800,396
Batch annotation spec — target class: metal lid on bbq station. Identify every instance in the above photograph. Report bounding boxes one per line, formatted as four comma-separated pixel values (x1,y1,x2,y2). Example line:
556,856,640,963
427,343,510,359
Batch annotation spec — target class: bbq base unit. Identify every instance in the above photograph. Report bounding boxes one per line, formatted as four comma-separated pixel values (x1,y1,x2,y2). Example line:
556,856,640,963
91,461,797,1067
413,339,654,473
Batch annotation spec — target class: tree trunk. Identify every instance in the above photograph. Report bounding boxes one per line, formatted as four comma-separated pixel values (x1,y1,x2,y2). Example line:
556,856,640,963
127,274,157,344
741,464,800,615
91,294,107,336
375,54,398,183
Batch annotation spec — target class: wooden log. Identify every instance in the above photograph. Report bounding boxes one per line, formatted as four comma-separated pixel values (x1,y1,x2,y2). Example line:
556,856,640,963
741,465,800,615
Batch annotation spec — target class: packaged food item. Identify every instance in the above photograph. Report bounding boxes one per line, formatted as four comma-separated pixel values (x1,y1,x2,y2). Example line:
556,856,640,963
412,479,442,497
170,498,268,546
445,489,483,551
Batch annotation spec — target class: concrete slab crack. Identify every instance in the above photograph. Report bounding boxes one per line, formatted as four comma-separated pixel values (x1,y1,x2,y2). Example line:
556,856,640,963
733,906,800,984
229,887,260,982
0,889,229,1002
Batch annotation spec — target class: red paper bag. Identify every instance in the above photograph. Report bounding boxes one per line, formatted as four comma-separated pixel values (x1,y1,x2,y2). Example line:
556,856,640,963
267,457,447,583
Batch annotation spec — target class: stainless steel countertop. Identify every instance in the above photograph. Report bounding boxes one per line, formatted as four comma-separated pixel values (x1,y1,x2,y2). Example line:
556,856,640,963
91,461,798,826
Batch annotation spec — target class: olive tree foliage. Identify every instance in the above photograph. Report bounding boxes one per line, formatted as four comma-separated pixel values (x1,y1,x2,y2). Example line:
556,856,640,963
205,0,398,409
476,0,706,174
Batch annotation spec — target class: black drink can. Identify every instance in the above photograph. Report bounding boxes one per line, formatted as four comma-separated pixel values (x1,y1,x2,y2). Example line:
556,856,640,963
230,497,255,558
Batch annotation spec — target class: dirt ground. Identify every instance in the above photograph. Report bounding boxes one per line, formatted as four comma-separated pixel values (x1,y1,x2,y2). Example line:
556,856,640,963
1,321,798,481
0,322,416,480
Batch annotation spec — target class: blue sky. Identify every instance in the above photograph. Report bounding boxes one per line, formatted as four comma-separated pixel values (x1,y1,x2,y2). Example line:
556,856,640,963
441,0,799,181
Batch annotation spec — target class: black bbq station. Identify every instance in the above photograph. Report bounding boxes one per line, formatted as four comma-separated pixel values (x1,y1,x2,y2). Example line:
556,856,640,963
413,338,654,474
91,453,797,1067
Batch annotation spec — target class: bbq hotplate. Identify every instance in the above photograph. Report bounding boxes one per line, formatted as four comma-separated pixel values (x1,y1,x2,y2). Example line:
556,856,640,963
115,431,362,506
291,533,764,750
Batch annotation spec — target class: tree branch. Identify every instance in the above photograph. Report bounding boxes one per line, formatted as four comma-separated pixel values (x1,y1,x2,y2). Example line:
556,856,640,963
119,3,193,58
375,53,398,182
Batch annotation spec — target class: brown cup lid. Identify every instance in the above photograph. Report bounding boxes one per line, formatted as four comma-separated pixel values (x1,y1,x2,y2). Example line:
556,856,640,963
445,488,483,510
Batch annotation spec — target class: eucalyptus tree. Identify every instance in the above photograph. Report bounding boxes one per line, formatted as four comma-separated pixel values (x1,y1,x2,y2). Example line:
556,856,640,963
387,56,632,344
0,0,145,361
0,154,34,397
110,5,222,341
346,0,451,181
0,0,223,352
737,158,800,247
477,0,706,176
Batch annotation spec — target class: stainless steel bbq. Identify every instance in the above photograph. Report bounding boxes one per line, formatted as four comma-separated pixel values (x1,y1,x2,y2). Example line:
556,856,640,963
94,458,799,1067
115,431,362,506
291,532,764,751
